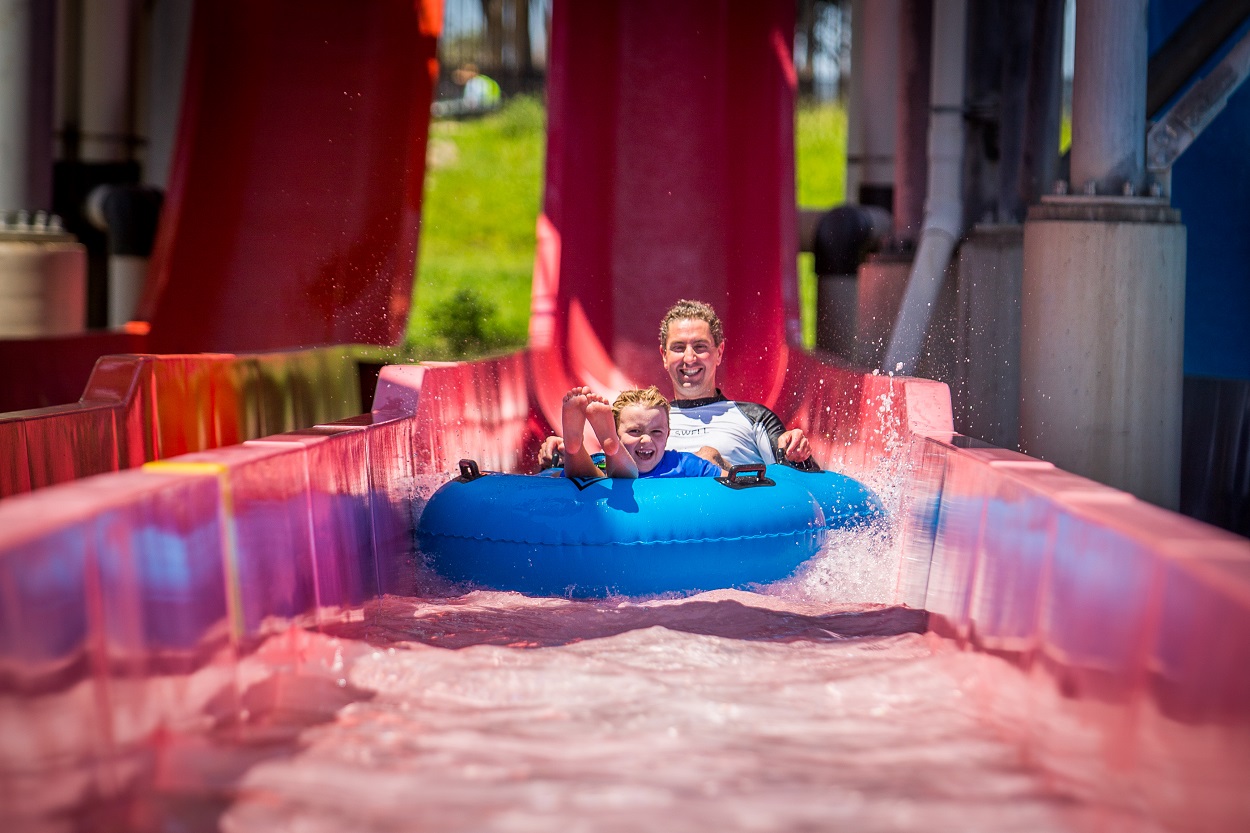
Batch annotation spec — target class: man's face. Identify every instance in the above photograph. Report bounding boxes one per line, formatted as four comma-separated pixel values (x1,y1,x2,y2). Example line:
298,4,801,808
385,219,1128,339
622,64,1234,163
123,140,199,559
617,404,669,473
661,318,724,400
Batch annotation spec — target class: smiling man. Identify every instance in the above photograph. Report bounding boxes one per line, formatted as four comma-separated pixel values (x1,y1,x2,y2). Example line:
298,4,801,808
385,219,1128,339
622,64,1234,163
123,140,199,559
540,299,816,471
658,299,815,470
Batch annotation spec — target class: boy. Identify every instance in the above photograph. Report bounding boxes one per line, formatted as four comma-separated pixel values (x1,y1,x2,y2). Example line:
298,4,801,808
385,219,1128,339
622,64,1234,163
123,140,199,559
561,386,725,480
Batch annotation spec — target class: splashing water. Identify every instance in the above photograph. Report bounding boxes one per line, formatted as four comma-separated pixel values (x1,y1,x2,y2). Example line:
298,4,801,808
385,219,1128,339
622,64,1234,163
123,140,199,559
110,454,1166,832
139,591,1160,833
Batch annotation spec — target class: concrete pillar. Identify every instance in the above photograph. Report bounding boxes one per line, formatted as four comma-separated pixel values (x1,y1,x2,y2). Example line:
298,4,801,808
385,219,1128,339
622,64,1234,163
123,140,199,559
894,0,931,243
1020,0,1184,509
1070,0,1148,195
1020,198,1185,508
847,0,898,209
955,224,1022,448
0,0,55,211
816,274,857,359
0,226,88,336
144,0,194,188
854,252,912,367
79,0,136,162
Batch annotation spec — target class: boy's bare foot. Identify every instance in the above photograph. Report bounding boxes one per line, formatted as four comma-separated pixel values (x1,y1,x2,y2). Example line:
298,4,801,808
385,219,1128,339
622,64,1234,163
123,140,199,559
561,387,590,456
585,396,619,456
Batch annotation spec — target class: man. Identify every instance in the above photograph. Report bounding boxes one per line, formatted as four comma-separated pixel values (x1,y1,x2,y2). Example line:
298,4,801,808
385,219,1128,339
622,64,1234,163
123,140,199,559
540,299,815,470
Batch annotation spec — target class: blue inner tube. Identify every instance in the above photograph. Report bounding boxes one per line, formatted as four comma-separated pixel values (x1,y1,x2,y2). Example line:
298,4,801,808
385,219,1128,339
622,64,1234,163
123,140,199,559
416,464,883,597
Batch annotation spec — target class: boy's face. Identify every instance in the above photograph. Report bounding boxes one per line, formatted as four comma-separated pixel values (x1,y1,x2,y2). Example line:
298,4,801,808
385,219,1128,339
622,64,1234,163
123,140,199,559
661,318,724,401
617,404,669,473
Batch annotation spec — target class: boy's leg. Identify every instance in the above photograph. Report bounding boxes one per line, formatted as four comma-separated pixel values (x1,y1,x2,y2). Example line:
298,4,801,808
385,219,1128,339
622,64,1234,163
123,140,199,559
560,388,604,479
586,398,637,479
584,398,618,455
562,387,589,456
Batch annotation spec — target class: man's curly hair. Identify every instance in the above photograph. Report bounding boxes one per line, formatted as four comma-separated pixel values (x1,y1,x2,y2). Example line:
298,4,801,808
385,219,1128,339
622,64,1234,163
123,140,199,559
659,299,724,347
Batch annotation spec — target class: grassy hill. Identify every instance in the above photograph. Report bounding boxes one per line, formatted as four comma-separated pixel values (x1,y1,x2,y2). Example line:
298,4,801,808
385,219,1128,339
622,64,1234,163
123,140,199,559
407,95,847,358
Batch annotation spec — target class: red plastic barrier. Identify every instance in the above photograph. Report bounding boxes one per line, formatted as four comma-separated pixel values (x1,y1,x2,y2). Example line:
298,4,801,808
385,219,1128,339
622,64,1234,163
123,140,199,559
155,447,320,642
773,348,953,473
245,428,380,621
894,432,1250,829
0,348,373,498
0,403,121,495
0,466,229,820
376,353,554,476
0,331,148,413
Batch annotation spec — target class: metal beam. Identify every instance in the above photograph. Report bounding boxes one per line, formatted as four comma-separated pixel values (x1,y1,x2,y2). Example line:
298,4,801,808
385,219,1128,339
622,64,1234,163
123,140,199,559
1148,27,1250,172
1148,0,1250,116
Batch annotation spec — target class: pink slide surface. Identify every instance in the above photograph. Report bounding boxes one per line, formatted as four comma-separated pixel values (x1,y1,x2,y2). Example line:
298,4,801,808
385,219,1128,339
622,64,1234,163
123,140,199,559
0,1,1247,829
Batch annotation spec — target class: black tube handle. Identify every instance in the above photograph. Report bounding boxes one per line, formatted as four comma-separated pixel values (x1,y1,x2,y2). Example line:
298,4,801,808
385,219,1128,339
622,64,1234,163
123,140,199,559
717,464,775,490
456,459,486,482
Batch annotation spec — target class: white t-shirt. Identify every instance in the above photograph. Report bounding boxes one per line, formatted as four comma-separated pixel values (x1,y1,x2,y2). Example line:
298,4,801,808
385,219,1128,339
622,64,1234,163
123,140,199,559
668,391,819,471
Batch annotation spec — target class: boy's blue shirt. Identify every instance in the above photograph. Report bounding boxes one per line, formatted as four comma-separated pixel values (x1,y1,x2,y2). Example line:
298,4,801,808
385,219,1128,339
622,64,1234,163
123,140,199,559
638,449,721,479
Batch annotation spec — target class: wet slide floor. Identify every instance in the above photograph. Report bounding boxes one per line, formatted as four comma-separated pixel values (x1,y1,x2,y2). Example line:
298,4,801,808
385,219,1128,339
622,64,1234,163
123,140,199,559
136,584,1162,833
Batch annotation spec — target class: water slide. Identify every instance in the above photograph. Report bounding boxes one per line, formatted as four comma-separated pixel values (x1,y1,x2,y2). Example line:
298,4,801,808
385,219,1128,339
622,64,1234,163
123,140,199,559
1,1,1248,829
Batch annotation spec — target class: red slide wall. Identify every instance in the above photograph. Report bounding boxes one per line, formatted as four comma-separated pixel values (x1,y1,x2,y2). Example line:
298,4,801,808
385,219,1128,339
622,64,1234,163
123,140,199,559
0,1,1248,829
142,0,441,353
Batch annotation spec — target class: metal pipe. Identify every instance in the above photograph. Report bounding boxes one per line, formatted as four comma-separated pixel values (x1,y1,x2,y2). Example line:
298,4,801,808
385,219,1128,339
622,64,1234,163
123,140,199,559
85,183,163,326
882,0,968,375
894,0,932,243
79,0,136,162
0,0,33,211
1070,0,1148,195
1018,0,1065,209
145,0,195,188
0,0,55,211
811,204,892,359
846,0,899,210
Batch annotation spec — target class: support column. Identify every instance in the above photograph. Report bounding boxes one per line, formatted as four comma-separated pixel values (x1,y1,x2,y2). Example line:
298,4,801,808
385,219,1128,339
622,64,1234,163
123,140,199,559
893,0,931,243
0,0,55,212
846,0,898,210
1019,0,1184,509
1020,200,1184,507
955,224,1022,448
79,0,137,163
544,0,797,399
1070,0,1147,195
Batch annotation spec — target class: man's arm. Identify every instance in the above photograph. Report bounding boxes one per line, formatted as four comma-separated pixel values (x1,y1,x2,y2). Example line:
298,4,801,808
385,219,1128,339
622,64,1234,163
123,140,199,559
694,445,730,474
737,402,820,471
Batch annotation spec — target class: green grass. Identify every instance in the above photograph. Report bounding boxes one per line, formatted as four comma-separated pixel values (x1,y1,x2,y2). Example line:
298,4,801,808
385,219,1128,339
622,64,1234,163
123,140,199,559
407,96,545,359
795,99,848,348
796,99,848,207
406,95,848,357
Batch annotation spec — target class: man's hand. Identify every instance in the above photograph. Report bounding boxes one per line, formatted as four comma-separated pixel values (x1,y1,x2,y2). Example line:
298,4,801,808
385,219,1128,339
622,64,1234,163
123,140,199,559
538,435,565,469
776,428,811,463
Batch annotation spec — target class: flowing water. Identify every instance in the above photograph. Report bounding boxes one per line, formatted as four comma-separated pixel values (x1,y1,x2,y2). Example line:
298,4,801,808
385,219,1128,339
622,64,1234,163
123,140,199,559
130,508,1163,833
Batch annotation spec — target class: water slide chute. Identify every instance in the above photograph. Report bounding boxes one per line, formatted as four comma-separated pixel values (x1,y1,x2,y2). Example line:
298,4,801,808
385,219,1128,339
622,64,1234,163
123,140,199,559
0,2,1247,829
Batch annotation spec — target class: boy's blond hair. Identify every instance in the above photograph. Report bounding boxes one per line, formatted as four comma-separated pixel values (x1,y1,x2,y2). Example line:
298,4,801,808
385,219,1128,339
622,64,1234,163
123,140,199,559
659,299,724,347
611,386,670,427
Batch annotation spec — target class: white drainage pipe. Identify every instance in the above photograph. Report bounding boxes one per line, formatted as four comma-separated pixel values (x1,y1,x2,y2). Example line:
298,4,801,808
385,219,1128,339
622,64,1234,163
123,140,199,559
882,0,968,375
